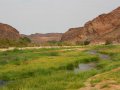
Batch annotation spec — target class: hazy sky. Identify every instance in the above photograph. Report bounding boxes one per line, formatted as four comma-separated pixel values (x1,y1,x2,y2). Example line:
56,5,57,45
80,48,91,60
0,0,120,35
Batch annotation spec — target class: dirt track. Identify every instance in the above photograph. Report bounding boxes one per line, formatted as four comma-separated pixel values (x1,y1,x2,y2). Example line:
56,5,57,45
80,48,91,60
0,46,83,52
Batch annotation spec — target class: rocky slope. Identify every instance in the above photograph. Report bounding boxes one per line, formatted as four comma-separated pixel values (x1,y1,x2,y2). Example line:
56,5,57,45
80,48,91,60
61,7,120,44
0,23,20,40
23,33,63,44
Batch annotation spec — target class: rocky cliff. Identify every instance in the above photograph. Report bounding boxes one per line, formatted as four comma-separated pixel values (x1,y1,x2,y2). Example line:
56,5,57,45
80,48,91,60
61,7,120,44
0,23,20,40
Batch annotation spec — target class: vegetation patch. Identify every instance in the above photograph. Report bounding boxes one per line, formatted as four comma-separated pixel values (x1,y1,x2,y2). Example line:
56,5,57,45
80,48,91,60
0,45,120,90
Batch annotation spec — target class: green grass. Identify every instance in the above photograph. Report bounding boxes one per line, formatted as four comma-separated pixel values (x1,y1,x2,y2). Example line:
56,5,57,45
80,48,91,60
0,45,120,90
0,47,99,90
84,45,120,89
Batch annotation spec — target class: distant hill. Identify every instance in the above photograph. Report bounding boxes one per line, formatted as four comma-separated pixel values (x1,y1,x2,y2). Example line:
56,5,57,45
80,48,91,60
22,33,63,44
0,23,32,47
61,7,120,44
0,23,20,40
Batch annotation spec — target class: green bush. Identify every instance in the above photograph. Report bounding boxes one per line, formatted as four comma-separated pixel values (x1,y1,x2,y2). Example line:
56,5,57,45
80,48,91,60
76,40,90,46
84,40,90,45
105,39,113,45
0,37,32,48
66,63,74,70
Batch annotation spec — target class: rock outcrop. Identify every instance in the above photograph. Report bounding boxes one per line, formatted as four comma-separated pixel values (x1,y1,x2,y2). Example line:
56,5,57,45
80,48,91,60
61,7,120,44
0,23,20,40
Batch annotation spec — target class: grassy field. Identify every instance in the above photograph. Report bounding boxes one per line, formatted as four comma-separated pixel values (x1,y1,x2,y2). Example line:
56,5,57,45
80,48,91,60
0,45,120,90
81,45,120,90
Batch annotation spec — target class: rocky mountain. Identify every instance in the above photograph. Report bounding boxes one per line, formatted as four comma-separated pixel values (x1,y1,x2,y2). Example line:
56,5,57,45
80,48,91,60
23,33,63,44
0,23,20,40
61,7,120,44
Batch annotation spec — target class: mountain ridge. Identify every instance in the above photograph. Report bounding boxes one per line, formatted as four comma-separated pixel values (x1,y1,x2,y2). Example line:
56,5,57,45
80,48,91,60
61,7,120,44
22,33,63,44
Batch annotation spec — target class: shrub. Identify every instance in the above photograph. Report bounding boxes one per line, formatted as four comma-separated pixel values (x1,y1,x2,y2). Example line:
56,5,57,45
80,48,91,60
76,41,84,45
105,39,113,45
84,40,90,45
18,37,31,46
76,40,90,46
66,63,74,70
0,37,32,48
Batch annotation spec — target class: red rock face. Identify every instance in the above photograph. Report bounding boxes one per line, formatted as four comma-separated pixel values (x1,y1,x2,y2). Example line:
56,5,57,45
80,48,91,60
0,23,20,40
61,7,120,44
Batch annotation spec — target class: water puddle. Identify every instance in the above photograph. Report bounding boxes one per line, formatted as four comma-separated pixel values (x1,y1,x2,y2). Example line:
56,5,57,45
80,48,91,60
73,50,111,73
0,80,6,86
70,50,111,74
99,54,110,60
74,63,96,73
87,50,111,60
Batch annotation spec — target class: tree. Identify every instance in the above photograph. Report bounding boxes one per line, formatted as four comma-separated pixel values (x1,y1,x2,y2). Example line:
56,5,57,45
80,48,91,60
18,37,31,46
105,39,113,45
76,39,91,46
84,40,90,45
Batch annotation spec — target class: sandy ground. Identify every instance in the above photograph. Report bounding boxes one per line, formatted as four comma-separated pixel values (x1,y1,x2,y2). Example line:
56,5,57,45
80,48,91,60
0,46,83,52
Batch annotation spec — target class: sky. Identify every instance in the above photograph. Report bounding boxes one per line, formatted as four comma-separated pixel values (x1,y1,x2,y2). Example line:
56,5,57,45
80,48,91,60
0,0,120,35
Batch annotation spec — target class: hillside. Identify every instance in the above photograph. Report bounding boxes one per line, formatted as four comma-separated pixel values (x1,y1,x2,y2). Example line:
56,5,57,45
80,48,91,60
0,23,32,47
0,23,20,40
61,7,120,44
23,33,63,44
